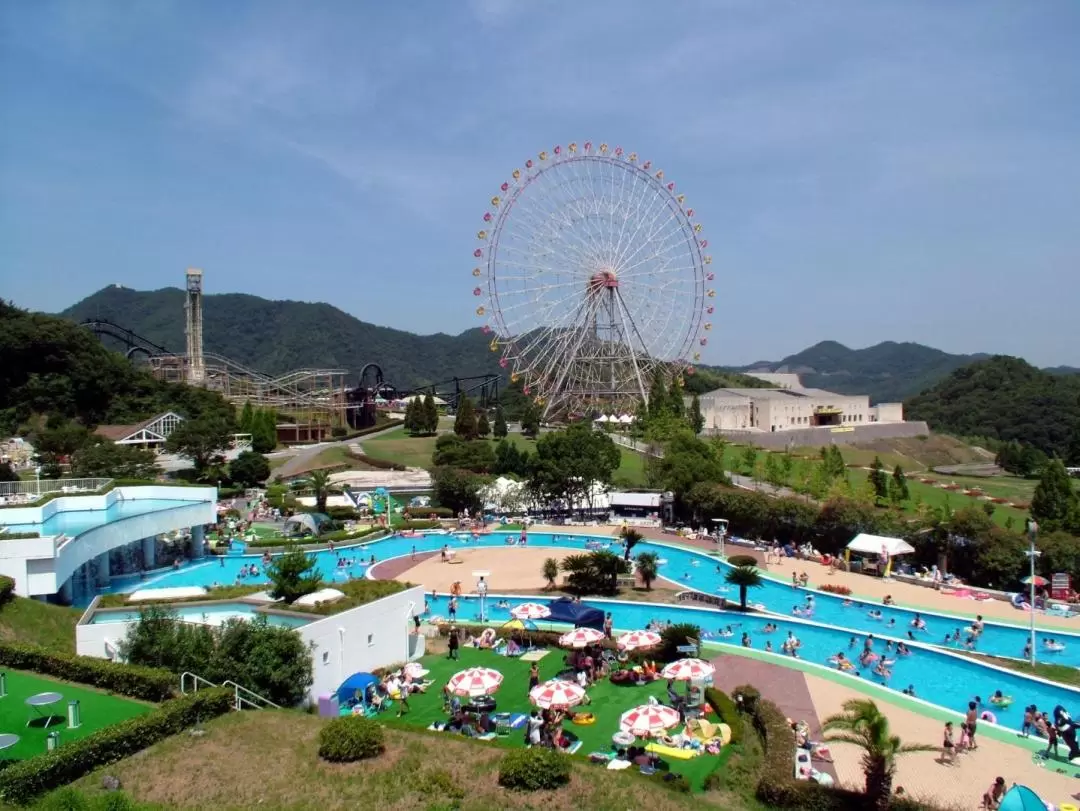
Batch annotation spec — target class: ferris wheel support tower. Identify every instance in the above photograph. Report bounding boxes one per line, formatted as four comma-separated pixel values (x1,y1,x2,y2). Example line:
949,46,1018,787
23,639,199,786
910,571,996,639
184,268,206,384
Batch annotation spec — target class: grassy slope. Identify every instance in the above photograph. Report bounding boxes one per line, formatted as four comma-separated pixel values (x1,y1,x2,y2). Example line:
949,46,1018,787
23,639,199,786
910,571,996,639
364,428,648,485
0,596,81,654
64,708,749,811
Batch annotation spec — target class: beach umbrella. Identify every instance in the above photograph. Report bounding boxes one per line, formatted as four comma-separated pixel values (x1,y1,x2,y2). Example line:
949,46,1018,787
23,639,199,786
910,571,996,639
446,667,504,697
511,602,552,620
403,662,428,678
616,630,662,651
1020,575,1049,587
559,627,605,648
501,618,538,631
619,704,681,737
529,679,586,710
661,658,715,682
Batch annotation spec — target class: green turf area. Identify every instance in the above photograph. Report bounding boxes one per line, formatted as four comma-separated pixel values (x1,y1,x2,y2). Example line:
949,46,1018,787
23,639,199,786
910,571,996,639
363,428,647,485
0,670,152,760
381,647,724,790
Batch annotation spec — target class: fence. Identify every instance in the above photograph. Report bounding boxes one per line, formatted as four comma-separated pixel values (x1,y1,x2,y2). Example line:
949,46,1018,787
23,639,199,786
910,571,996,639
609,434,664,458
0,478,112,498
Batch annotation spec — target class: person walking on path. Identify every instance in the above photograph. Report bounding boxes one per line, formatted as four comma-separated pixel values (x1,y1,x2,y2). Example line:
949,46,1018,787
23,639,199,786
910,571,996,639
965,702,980,750
940,721,956,765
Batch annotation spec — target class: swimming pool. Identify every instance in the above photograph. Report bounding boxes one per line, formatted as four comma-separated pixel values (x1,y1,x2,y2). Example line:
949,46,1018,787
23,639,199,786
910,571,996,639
2,498,202,537
89,601,314,629
118,529,1080,731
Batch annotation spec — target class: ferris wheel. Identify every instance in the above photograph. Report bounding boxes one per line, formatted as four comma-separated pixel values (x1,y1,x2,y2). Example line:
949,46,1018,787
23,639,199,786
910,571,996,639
471,141,715,418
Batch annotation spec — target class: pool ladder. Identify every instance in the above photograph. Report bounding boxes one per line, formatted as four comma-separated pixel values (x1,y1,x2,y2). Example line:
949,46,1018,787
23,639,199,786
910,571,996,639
180,672,281,711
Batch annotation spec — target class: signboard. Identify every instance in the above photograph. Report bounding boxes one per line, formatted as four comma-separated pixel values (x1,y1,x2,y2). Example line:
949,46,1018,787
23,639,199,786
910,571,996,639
1052,573,1071,600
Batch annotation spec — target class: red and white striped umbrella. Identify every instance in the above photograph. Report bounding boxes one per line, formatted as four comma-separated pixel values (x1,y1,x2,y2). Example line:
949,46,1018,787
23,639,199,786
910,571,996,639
559,627,606,648
616,630,662,651
620,704,681,736
446,667,504,697
403,662,428,678
529,679,586,710
661,658,715,682
511,602,552,620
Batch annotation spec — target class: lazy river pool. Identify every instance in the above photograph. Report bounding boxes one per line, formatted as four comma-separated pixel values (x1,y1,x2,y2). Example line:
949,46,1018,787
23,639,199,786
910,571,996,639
113,530,1080,731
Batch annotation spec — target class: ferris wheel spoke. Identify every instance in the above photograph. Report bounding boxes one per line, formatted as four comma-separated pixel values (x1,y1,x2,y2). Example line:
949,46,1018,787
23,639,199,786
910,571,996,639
614,201,687,276
609,172,675,272
509,182,606,272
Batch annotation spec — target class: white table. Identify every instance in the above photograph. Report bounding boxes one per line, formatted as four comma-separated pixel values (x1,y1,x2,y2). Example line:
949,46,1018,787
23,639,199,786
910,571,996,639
25,692,63,728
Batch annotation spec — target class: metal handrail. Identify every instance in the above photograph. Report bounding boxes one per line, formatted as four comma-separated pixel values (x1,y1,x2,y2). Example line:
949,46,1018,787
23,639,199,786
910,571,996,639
179,672,280,711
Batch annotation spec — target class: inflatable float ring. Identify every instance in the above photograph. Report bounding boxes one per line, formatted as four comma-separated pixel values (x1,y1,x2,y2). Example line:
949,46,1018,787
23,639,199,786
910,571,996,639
571,713,596,725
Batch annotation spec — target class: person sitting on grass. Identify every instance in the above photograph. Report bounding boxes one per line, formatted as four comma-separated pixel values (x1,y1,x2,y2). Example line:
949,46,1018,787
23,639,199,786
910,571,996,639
982,777,1006,810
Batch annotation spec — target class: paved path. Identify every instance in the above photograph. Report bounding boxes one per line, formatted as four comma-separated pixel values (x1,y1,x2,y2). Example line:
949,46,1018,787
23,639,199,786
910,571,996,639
708,656,839,784
368,551,438,581
270,423,403,481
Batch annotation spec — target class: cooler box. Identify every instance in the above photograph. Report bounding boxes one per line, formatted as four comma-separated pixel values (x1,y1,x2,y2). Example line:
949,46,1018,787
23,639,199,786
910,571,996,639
318,694,339,718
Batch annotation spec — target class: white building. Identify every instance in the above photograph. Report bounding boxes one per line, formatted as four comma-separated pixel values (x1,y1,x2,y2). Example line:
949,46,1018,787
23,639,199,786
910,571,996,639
94,412,184,450
694,375,904,434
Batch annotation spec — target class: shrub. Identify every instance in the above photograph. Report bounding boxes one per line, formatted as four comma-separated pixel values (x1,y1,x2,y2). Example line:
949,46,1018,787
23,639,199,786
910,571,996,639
731,683,761,715
317,716,385,762
324,506,361,521
0,575,13,604
331,426,348,438
727,554,758,568
0,689,233,805
817,584,852,596
498,747,571,791
348,451,405,471
657,622,701,663
398,519,441,531
704,688,743,745
403,506,453,519
0,532,41,540
0,644,174,702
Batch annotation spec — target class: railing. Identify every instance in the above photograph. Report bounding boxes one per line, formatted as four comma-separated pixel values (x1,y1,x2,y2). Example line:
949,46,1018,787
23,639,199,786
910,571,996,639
675,590,727,609
0,478,112,498
608,435,664,458
180,671,281,711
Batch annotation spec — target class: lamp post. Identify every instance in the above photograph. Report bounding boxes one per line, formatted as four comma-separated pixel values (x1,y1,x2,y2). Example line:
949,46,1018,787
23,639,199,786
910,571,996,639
1025,518,1040,667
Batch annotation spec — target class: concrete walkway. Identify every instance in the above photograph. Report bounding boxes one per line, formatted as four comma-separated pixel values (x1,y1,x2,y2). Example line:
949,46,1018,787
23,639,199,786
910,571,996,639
270,422,403,481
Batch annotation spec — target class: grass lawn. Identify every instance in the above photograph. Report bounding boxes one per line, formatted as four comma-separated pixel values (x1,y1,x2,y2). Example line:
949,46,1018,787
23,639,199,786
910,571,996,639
0,670,152,761
364,428,648,485
0,597,81,655
383,647,725,791
64,709,744,811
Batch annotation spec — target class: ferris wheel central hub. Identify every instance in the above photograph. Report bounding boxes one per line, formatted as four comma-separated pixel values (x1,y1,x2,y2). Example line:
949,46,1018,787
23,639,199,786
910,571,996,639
587,270,620,292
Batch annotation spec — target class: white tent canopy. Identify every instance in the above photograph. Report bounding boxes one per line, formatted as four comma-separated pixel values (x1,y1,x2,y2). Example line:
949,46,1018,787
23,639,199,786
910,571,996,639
846,533,915,557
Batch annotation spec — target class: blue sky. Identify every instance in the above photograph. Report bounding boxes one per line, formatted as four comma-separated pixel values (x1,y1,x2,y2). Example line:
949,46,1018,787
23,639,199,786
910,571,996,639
1,1,1078,367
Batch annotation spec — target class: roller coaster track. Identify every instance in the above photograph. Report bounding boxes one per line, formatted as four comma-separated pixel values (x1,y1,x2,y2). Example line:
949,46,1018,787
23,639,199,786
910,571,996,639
80,319,173,358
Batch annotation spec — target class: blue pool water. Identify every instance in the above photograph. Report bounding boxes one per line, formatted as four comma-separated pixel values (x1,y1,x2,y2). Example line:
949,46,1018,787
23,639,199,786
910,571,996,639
90,601,312,629
2,498,201,537
118,530,1080,731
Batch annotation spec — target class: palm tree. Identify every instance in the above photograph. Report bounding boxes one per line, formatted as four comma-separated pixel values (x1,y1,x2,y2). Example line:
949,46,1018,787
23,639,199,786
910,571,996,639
823,699,935,808
621,527,644,561
309,469,330,514
724,565,763,610
541,557,559,590
635,552,659,591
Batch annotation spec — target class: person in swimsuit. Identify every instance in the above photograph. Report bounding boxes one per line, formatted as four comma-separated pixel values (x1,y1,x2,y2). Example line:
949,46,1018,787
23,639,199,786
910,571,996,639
941,721,956,765
965,701,979,750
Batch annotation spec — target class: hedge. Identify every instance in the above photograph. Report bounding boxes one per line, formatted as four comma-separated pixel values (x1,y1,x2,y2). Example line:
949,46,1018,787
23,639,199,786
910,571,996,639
0,644,175,702
0,532,41,540
397,520,441,531
0,688,234,805
403,506,454,519
348,451,405,471
703,687,743,745
0,575,13,604
242,527,388,549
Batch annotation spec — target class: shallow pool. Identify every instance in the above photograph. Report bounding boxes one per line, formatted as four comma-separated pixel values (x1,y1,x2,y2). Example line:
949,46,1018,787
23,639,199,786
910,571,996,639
2,498,202,537
89,601,313,629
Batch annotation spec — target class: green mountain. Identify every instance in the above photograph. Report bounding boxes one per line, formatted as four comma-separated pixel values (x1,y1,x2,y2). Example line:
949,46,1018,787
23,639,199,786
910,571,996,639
904,356,1080,463
732,340,990,403
61,286,501,390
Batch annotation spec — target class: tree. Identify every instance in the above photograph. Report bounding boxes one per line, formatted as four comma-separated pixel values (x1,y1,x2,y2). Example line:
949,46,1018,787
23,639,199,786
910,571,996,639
432,465,486,514
529,423,620,510
309,469,331,513
658,622,701,662
740,446,758,475
493,405,508,438
32,418,91,474
666,376,685,420
251,409,277,454
0,461,17,482
763,452,784,487
165,416,233,475
635,551,659,590
493,439,529,477
647,430,726,502
823,698,934,807
647,369,669,421
229,450,271,487
891,465,909,500
542,557,560,590
404,398,423,436
432,434,495,473
69,438,160,480
688,394,704,434
422,393,440,435
521,401,541,438
454,395,478,440
724,565,763,610
239,401,255,433
1030,458,1080,533
210,615,314,707
820,445,848,481
266,544,323,604
868,456,889,505
476,410,491,438
621,527,644,561
559,551,628,596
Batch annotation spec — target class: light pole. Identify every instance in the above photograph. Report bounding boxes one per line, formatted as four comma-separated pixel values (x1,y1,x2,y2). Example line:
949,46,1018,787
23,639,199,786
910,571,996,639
1025,518,1040,667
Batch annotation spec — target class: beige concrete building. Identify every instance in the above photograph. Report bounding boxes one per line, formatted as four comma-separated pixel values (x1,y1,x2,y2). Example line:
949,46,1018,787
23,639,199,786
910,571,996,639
694,375,904,434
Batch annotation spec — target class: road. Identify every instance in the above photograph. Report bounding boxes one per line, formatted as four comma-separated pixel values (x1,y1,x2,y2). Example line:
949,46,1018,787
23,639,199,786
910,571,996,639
269,422,404,482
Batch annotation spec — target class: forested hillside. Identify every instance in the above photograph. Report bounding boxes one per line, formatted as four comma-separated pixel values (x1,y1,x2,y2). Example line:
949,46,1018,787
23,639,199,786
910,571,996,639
904,356,1080,464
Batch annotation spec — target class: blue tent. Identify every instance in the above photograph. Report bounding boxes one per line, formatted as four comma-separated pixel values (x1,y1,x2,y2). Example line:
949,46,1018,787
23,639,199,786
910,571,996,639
998,785,1046,811
336,672,379,702
547,598,605,631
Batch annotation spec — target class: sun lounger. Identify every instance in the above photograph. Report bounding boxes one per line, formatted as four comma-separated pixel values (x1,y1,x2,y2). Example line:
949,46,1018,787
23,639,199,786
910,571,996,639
646,742,699,760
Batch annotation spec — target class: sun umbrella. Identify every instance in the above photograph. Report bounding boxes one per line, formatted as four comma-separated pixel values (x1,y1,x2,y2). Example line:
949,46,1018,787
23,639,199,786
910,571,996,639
616,630,661,651
661,658,715,682
529,679,586,710
501,618,538,631
511,602,552,620
1020,575,1049,587
619,704,681,737
446,667,504,697
559,627,606,648
403,662,428,678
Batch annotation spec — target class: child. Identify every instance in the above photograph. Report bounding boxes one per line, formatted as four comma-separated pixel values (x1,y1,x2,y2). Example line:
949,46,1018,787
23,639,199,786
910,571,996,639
1021,705,1034,737
941,721,956,765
